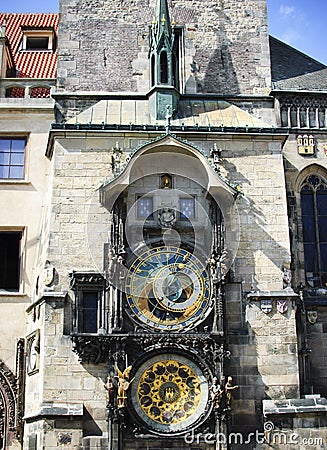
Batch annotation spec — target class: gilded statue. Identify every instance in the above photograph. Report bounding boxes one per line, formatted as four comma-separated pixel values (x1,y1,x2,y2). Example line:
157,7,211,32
116,365,134,408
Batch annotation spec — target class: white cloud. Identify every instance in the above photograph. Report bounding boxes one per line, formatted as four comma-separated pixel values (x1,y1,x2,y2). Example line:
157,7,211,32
279,5,296,16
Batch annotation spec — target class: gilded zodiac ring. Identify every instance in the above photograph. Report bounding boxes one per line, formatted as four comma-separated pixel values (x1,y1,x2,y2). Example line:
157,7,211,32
131,354,210,434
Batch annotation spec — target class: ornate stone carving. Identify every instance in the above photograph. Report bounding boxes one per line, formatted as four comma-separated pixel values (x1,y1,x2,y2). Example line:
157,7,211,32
0,359,18,443
158,207,176,228
42,260,55,287
71,333,227,376
57,432,72,445
307,310,318,325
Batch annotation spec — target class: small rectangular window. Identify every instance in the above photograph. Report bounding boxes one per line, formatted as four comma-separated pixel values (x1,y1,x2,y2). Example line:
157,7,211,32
81,291,98,333
180,198,195,220
26,36,49,50
0,137,26,179
137,197,153,219
0,232,22,291
21,29,54,52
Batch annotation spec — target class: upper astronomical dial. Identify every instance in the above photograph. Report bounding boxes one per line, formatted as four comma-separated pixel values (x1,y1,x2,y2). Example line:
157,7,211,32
124,246,211,331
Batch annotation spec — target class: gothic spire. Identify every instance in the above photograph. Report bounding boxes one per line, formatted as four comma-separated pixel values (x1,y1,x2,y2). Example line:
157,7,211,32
151,0,174,52
156,0,172,42
149,0,180,120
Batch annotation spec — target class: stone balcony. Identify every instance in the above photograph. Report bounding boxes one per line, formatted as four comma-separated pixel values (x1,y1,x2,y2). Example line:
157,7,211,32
0,77,55,99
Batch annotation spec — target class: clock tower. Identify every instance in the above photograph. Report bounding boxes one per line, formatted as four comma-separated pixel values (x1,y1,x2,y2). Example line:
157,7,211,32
22,0,306,449
92,131,240,447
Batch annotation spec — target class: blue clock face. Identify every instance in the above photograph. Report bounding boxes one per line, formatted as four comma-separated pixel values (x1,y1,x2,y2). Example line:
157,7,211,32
124,246,211,331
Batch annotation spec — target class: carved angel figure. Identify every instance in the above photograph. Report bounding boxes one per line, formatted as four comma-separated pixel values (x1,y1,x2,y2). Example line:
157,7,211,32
116,365,134,408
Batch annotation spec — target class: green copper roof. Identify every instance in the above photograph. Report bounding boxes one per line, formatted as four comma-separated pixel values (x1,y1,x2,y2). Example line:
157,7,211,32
66,98,272,129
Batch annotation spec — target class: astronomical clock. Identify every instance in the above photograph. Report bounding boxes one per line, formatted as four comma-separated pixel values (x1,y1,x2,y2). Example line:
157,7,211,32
71,135,237,448
125,245,211,332
93,149,236,448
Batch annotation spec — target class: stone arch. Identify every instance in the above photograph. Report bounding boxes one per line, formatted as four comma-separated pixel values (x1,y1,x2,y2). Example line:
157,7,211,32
100,134,238,209
294,163,327,193
0,360,18,449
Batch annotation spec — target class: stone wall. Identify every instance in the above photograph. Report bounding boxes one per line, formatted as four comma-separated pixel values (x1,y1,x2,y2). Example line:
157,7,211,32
31,130,296,443
58,0,271,95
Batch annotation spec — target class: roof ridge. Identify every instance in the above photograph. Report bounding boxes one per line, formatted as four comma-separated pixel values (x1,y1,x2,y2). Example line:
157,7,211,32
269,35,327,69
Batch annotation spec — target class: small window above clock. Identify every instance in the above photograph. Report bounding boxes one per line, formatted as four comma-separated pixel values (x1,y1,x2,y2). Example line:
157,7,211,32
20,28,55,52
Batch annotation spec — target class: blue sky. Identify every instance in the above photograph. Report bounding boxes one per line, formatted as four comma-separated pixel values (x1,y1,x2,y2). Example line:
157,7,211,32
1,0,327,64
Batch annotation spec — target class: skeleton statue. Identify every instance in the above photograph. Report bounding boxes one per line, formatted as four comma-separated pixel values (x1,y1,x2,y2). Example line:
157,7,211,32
225,376,238,408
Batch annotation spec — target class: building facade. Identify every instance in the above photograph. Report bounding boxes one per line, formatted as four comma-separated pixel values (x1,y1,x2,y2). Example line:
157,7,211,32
0,1,327,449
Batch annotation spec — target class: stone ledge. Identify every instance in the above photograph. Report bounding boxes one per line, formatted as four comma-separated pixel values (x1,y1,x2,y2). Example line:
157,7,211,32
263,395,327,416
26,292,68,313
24,402,83,420
247,288,298,301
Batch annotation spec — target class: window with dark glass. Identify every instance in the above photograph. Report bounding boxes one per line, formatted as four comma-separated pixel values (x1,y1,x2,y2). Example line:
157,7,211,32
79,291,99,333
70,273,107,334
151,54,155,87
160,51,168,84
21,30,54,52
26,36,49,50
0,137,26,179
0,232,21,290
300,174,327,287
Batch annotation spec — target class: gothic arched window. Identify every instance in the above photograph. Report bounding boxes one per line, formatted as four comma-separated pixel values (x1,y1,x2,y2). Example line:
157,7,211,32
300,174,327,287
160,51,168,84
151,54,155,87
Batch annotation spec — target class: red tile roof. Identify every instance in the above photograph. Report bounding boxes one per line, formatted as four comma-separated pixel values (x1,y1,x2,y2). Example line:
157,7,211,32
0,13,58,79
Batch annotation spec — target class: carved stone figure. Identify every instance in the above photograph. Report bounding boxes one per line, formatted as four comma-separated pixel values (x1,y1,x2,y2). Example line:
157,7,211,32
42,260,55,286
307,310,318,325
208,250,229,281
209,377,223,409
225,376,238,408
116,365,133,408
282,263,292,288
158,207,176,228
104,376,115,407
107,248,117,281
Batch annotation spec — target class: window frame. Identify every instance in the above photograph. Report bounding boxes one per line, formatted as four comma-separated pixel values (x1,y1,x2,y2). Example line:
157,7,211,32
0,229,24,293
300,174,327,288
70,272,107,335
0,136,27,181
21,29,54,52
